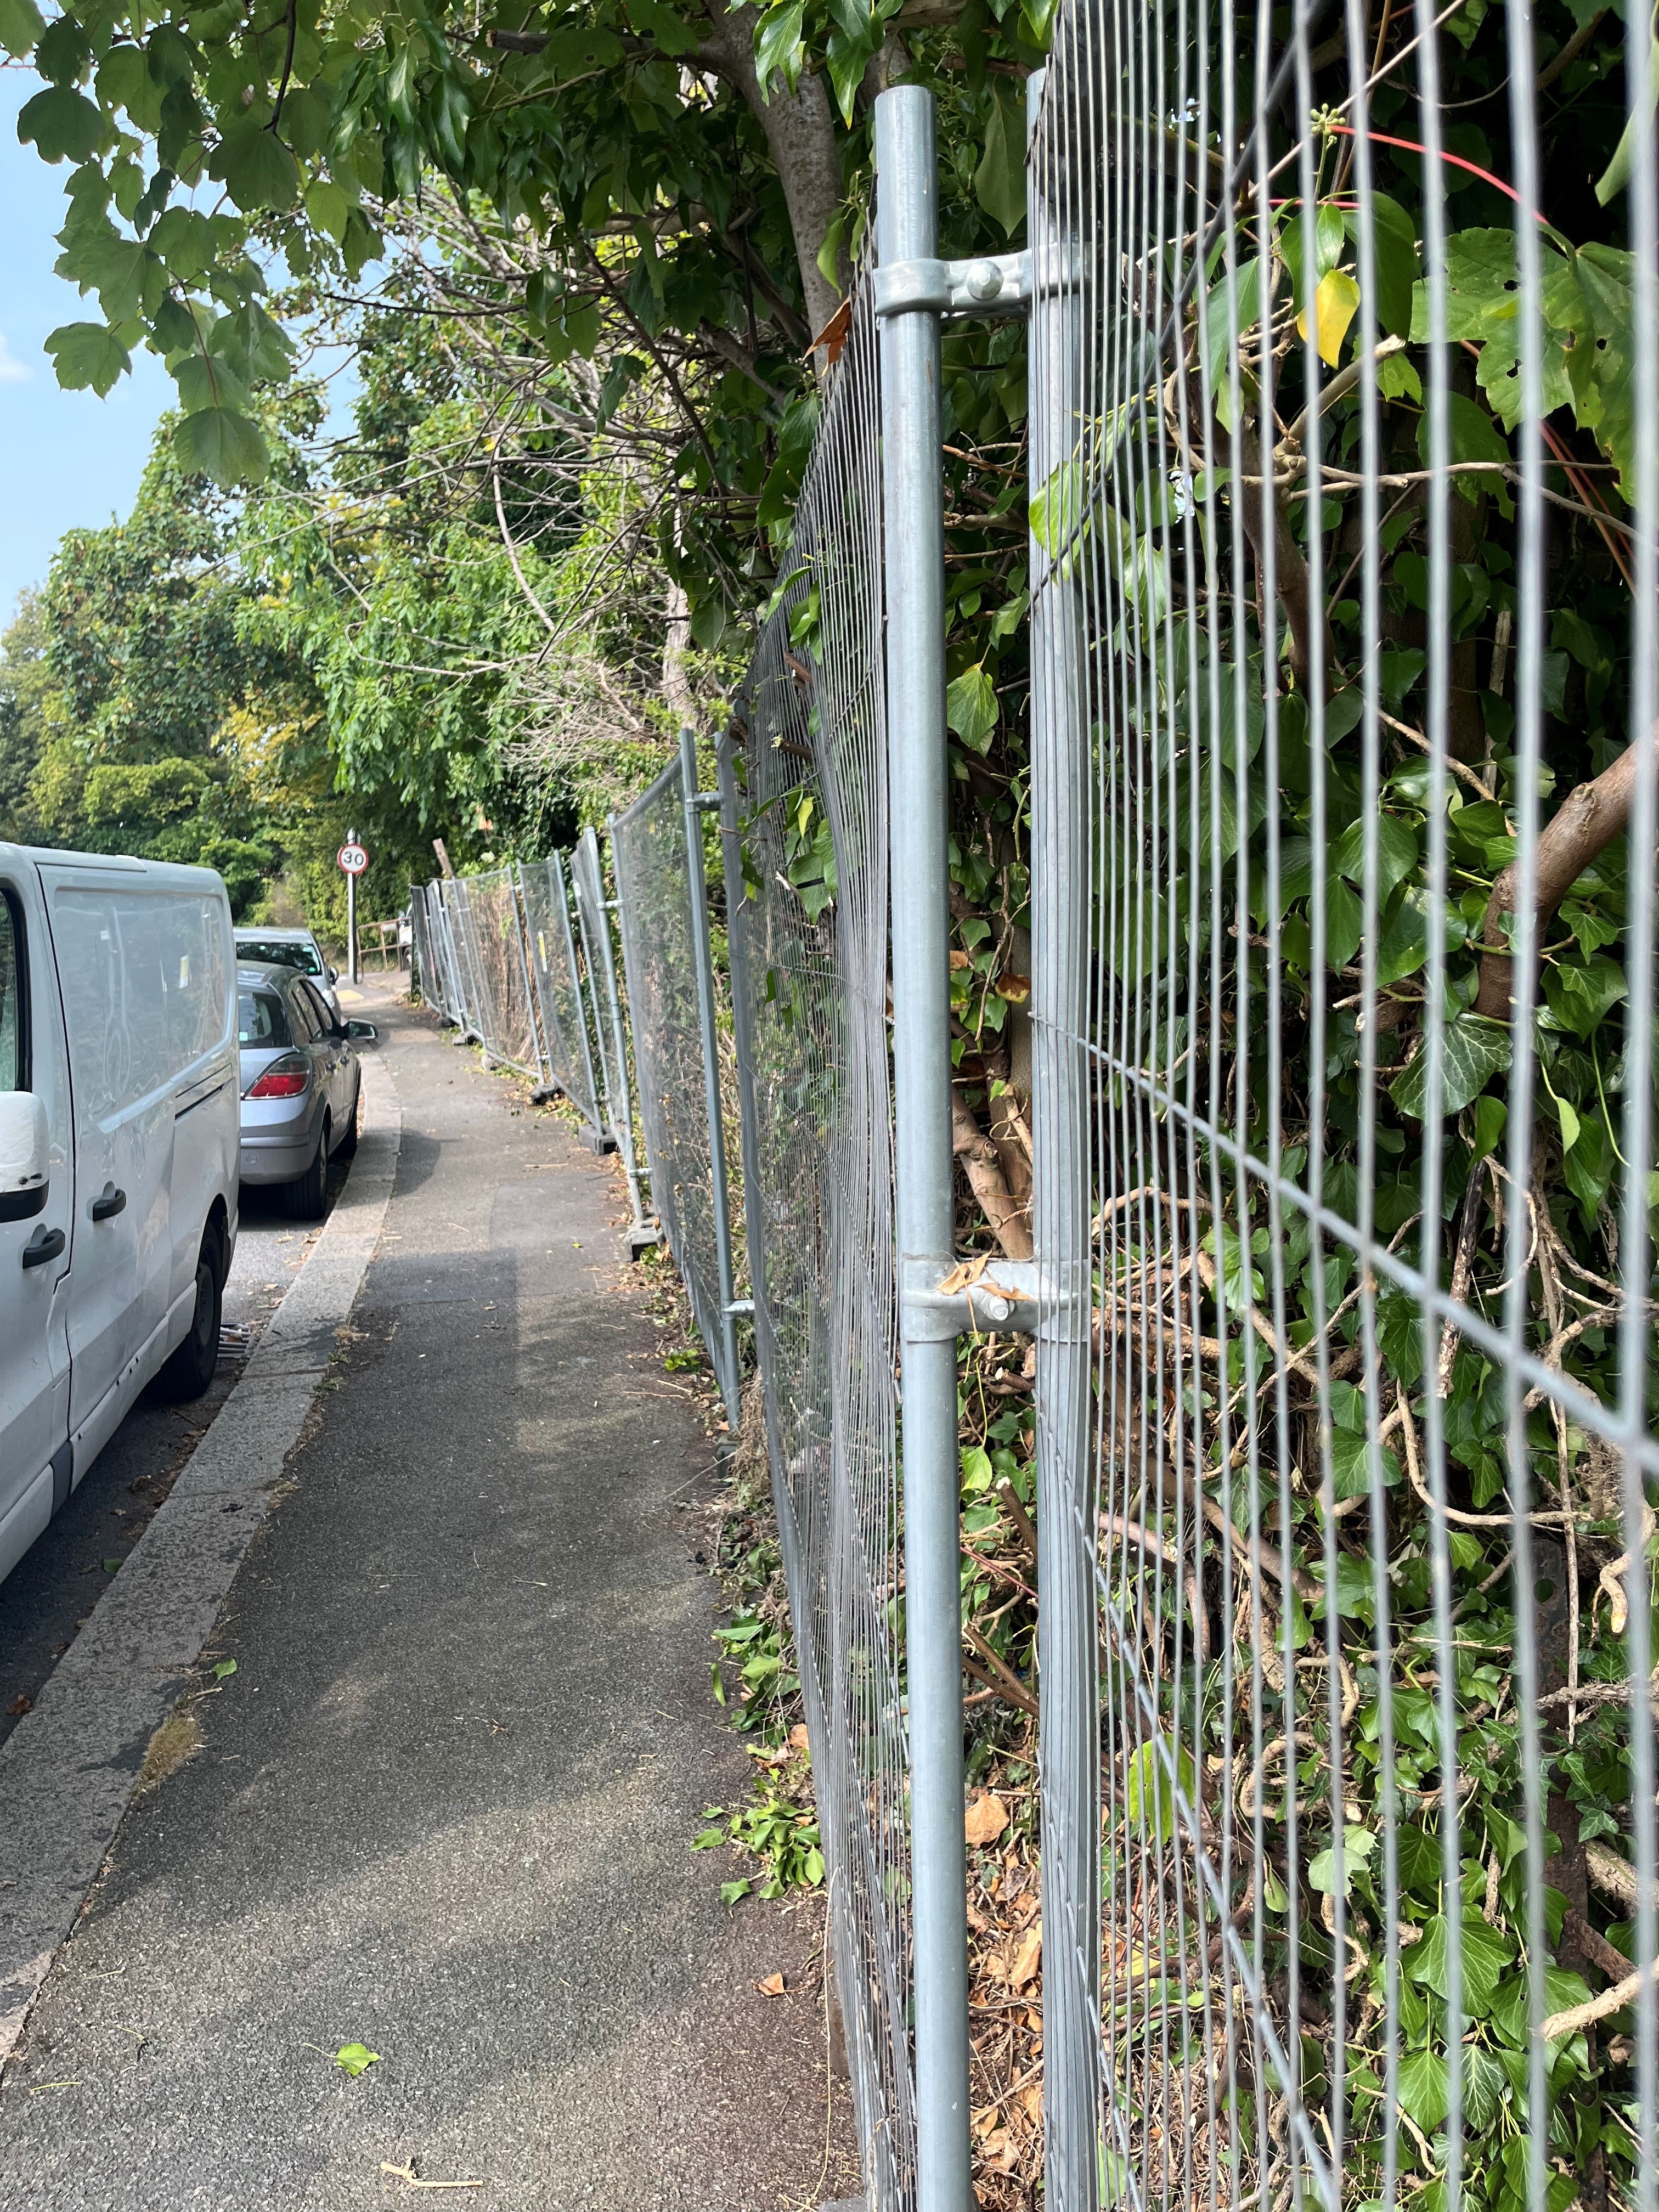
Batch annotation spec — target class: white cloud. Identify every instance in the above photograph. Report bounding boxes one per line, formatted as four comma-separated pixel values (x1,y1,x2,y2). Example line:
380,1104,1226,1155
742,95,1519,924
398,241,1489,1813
0,331,31,386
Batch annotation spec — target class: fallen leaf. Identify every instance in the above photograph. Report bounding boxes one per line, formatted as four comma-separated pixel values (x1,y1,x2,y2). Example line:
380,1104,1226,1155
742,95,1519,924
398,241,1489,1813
335,2042,381,2076
788,1723,810,1751
1020,2083,1043,2125
995,970,1031,1002
981,2128,1018,2171
213,1660,237,1680
380,2162,486,2190
964,1792,1009,1847
756,1972,787,1997
1008,1923,1042,1989
7,1695,32,1717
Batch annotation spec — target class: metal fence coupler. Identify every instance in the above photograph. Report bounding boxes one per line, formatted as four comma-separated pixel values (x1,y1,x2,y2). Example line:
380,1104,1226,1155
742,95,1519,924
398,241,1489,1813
872,252,1033,321
900,1254,1066,1339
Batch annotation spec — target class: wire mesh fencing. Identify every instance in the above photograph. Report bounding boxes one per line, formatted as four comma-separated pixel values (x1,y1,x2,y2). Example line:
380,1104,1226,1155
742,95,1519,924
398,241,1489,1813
610,742,743,1425
569,826,652,1240
719,272,916,2209
458,867,540,1079
518,854,605,1136
1026,3,1659,2209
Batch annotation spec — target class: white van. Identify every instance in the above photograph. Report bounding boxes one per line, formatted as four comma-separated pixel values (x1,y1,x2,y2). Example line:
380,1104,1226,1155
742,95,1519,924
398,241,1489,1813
0,847,240,1588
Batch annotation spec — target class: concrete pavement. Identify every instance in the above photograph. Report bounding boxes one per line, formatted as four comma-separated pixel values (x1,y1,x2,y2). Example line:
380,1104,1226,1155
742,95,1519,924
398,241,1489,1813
0,980,859,2210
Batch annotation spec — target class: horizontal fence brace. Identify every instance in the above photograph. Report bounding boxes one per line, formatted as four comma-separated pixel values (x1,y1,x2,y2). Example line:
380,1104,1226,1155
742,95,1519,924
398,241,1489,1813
873,250,1032,320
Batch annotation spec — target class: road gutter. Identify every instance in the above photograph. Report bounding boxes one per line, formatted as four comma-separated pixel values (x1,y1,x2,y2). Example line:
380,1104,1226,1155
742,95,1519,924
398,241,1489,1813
0,1048,403,2063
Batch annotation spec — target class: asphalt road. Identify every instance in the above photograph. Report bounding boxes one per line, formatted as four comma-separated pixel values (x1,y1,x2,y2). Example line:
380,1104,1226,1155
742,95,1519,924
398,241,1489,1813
0,1119,353,1751
0,979,859,2210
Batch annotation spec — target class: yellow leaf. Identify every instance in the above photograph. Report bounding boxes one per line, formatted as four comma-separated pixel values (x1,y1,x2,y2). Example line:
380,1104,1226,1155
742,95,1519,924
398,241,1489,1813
1297,269,1361,368
756,1971,787,1997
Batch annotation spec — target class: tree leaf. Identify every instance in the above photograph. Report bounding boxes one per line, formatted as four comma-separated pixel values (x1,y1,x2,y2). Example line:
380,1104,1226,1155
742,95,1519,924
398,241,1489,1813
219,128,300,213
44,319,129,394
173,404,270,488
974,92,1025,238
753,0,805,97
17,83,104,163
629,0,703,55
1297,269,1361,366
1391,1010,1511,1121
0,0,42,58
334,2042,380,2076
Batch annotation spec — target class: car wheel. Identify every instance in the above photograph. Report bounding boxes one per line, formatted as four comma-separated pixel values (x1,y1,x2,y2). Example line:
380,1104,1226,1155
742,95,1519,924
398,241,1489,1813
335,1073,361,1159
153,1231,223,1402
283,1119,330,1221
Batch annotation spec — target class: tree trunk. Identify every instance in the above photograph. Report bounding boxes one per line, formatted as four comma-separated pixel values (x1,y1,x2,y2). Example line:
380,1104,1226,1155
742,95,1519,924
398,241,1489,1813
701,0,846,347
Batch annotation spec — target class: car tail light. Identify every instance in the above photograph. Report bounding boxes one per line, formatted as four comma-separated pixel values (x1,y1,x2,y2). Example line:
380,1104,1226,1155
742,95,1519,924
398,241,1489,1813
245,1053,310,1100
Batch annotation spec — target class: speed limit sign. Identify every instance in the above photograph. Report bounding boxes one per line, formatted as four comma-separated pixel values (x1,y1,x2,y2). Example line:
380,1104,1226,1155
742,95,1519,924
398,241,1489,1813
337,842,368,875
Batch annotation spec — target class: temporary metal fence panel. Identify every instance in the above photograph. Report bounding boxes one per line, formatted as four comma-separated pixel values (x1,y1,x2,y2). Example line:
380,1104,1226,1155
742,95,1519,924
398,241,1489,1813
459,866,539,1079
438,876,488,1045
408,885,446,1022
1024,7,1659,2212
570,825,652,1240
610,752,743,1427
518,855,603,1131
720,262,914,2211
425,881,470,1030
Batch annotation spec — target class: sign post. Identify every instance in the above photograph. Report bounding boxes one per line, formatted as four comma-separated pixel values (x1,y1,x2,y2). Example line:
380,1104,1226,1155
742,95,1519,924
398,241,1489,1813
338,832,368,984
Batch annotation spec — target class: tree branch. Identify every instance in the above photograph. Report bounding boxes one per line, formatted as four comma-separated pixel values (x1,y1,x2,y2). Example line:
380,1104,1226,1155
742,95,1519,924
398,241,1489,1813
1473,721,1659,1019
951,1088,1034,1261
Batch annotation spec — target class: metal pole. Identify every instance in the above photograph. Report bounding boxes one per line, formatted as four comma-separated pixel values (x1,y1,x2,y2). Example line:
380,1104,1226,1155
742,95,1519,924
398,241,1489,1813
551,849,603,1142
679,724,742,1436
583,827,652,1245
1026,64,1100,2212
347,825,359,986
875,83,972,2212
715,725,770,1346
567,851,618,1156
509,864,548,1090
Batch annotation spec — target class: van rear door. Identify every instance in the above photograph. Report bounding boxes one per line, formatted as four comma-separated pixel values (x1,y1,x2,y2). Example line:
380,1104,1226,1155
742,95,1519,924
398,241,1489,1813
41,867,178,1465
0,866,74,1584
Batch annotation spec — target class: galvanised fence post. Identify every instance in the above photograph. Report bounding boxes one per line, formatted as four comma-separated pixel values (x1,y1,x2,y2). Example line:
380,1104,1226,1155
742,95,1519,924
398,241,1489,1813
577,825,655,1253
873,84,972,2212
1025,61,1098,2212
550,848,606,1152
679,724,742,1435
566,845,618,1159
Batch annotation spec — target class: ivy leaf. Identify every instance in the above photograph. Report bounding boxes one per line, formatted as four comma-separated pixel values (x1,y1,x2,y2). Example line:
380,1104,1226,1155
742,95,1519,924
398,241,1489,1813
945,665,998,752
1307,1824,1376,1899
1543,955,1627,1038
17,83,105,162
44,319,129,394
173,404,269,488
1390,1010,1511,1121
0,0,42,58
1396,2049,1449,2133
1123,1733,1195,1837
218,128,300,212
974,92,1026,239
1331,812,1419,901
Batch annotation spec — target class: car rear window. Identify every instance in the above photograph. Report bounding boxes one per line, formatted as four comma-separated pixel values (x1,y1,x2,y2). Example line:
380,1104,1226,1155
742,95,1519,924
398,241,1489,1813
238,990,291,1047
236,938,321,976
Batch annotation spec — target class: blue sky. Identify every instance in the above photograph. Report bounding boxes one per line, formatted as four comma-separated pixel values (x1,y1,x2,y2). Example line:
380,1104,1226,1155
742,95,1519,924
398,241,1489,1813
0,71,174,622
0,70,365,627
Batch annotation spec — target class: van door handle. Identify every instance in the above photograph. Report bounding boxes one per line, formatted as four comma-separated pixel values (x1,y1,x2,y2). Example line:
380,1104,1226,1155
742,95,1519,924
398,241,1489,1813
90,1182,127,1222
22,1224,66,1269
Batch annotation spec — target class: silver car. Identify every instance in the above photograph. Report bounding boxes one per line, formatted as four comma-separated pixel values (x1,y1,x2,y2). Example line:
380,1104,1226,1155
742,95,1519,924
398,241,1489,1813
233,927,342,1022
237,963,376,1219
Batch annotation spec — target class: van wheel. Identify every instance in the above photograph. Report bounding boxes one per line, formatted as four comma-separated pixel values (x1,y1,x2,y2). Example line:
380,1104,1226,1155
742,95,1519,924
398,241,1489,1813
284,1120,330,1222
154,1233,223,1402
335,1075,361,1160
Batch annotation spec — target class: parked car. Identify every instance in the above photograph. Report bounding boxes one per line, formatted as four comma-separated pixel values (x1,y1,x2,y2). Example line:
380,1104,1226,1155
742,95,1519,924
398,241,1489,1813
233,926,341,1020
0,846,240,1589
237,962,376,1220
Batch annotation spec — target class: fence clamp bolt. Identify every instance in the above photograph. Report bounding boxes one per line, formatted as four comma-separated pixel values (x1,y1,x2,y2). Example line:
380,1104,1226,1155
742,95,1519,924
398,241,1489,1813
873,251,1032,322
900,1255,1063,1341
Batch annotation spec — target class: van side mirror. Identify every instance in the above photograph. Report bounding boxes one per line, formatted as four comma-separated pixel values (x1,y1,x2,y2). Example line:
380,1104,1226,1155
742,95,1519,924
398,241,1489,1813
326,967,338,984
345,1020,377,1042
0,1092,50,1222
